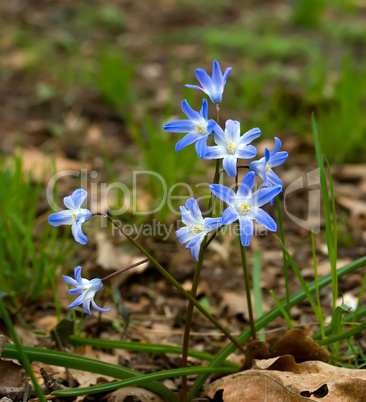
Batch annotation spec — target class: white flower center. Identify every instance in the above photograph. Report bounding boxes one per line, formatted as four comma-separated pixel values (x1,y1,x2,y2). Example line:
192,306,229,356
227,141,237,154
192,225,204,234
237,202,250,214
195,122,208,136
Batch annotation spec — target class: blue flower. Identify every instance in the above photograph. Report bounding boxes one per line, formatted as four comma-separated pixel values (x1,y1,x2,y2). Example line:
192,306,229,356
204,120,261,177
176,198,222,261
48,189,92,245
185,60,232,103
249,137,288,188
63,266,111,315
210,172,282,247
163,99,216,158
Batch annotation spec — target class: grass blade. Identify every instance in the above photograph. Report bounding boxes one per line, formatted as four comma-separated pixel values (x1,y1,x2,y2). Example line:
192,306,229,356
68,336,239,368
0,295,45,401
2,344,178,401
53,366,235,397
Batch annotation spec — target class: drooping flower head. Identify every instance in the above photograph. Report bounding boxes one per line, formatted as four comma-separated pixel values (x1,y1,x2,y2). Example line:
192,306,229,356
249,137,288,188
163,99,216,158
210,172,281,247
185,60,232,103
204,120,261,177
176,198,222,261
48,189,92,245
63,266,111,315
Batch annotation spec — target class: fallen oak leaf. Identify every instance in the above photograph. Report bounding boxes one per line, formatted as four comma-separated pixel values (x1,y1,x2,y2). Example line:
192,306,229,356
241,329,330,371
205,359,366,401
270,328,330,363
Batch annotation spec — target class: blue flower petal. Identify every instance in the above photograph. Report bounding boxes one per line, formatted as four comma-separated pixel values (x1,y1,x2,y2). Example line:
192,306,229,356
48,210,74,227
207,119,217,133
223,67,232,84
204,145,225,160
271,137,282,155
204,217,222,231
69,288,83,295
176,226,195,244
212,60,223,88
91,299,111,313
185,198,203,222
213,124,227,146
252,209,277,231
236,145,257,160
163,120,196,133
83,299,92,315
269,151,288,167
184,84,205,92
63,274,78,287
182,100,201,121
267,170,283,186
239,217,254,246
190,241,201,261
240,127,261,145
225,119,240,143
237,172,255,197
255,185,282,207
186,232,205,249
72,222,88,245
249,158,264,174
195,68,214,93
68,189,88,210
200,99,208,120
195,136,208,158
223,155,237,177
264,148,271,163
210,184,235,205
74,266,83,284
222,206,239,225
68,293,85,310
175,132,201,152
180,206,197,226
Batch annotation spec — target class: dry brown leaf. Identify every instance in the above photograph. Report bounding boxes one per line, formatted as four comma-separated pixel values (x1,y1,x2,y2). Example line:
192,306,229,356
270,328,330,363
205,359,366,401
0,360,23,387
103,386,164,402
241,329,330,371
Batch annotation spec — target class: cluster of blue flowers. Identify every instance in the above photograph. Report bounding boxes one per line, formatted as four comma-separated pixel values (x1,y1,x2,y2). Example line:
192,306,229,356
164,60,288,260
48,60,288,313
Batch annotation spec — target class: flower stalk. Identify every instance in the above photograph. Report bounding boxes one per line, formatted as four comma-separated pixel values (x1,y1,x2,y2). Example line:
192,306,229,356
239,242,256,340
92,213,246,355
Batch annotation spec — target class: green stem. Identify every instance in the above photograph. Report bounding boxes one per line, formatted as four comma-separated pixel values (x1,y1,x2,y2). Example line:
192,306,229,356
181,149,222,401
0,294,46,401
270,290,293,329
275,195,290,319
101,258,149,281
239,242,256,340
180,249,205,402
311,229,325,340
92,213,246,355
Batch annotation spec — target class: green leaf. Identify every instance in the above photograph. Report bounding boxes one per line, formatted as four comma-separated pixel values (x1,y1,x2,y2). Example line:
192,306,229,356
68,336,239,368
2,344,177,401
52,366,235,397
